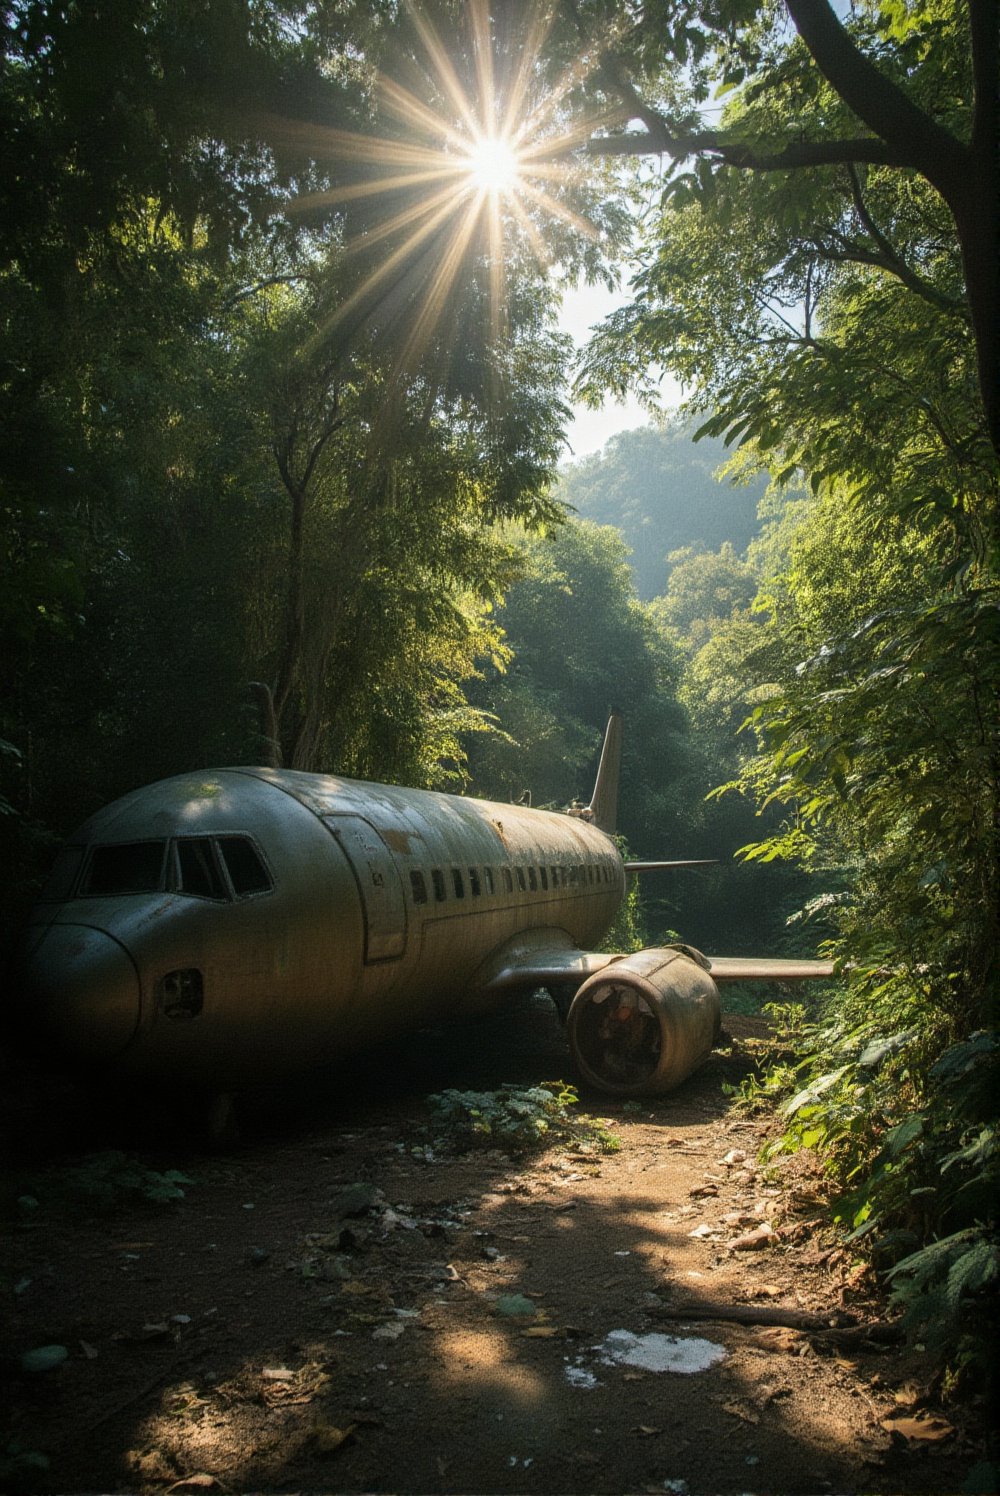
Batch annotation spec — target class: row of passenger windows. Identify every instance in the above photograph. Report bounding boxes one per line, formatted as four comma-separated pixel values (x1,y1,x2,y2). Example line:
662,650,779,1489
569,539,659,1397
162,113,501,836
408,858,616,906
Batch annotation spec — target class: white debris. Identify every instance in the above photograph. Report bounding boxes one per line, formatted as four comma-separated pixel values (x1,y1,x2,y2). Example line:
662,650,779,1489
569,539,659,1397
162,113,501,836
597,1330,727,1374
373,1321,406,1340
564,1364,600,1389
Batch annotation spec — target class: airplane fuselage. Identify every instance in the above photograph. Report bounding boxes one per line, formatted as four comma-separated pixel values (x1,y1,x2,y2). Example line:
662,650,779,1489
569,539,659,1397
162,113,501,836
17,767,625,1086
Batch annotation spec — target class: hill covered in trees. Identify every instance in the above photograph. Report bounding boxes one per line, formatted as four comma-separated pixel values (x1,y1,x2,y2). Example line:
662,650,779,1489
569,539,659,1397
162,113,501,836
554,421,768,598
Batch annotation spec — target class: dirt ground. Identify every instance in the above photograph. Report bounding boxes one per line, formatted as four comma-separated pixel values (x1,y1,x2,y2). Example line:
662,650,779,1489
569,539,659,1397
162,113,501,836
2,998,987,1495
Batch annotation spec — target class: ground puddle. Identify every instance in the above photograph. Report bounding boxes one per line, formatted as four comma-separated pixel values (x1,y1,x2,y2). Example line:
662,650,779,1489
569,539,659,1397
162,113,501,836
597,1329,727,1374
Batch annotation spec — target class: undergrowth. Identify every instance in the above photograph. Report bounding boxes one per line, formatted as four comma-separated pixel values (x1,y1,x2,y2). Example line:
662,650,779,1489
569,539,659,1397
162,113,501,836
427,1081,621,1155
729,980,998,1397
15,1150,195,1213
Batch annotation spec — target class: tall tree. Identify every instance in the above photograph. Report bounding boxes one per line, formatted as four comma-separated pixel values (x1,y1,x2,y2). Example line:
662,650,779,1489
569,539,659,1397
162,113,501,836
571,0,997,457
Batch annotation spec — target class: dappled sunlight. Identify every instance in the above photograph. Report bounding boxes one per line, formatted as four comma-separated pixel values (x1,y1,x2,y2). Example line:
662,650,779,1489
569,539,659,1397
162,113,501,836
433,1327,548,1404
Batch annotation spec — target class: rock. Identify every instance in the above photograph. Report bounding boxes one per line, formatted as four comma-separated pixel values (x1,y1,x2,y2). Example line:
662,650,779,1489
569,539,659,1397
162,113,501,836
21,1344,69,1374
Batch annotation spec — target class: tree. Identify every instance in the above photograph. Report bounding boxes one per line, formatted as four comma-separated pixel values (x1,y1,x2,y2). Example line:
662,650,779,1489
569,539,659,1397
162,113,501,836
571,0,997,457
555,421,767,599
651,542,757,654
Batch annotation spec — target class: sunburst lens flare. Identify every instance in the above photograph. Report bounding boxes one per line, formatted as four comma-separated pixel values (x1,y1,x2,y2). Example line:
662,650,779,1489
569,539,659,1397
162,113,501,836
465,134,521,195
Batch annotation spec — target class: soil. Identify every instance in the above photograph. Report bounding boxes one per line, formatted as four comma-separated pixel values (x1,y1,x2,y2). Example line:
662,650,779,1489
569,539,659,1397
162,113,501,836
2,1000,986,1495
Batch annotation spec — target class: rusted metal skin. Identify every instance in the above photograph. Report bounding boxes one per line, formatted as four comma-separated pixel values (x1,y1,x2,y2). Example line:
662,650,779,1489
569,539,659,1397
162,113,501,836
566,948,722,1097
14,767,624,1088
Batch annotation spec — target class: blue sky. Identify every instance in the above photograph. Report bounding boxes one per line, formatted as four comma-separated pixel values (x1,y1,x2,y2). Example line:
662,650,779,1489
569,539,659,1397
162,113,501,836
557,276,682,459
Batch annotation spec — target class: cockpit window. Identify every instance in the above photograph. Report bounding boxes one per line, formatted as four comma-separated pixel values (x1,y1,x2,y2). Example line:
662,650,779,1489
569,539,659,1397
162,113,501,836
176,838,228,900
217,836,272,896
81,840,167,896
39,845,85,901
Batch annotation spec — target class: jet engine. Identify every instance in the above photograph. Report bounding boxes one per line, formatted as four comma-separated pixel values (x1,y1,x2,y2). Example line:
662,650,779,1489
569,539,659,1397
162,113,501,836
566,947,721,1096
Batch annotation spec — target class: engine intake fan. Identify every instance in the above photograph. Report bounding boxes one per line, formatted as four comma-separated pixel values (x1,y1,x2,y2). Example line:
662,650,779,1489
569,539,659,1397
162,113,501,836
566,947,721,1096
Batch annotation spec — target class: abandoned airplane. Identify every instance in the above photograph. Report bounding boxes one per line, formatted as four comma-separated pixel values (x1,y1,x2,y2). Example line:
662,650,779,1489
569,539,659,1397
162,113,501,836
14,715,833,1100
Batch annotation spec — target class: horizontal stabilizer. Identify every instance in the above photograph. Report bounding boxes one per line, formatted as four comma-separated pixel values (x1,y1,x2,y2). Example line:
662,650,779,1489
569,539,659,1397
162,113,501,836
624,859,718,872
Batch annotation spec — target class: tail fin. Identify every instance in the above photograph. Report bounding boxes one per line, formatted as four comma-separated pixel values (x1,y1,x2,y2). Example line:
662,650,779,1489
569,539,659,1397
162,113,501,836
587,712,622,834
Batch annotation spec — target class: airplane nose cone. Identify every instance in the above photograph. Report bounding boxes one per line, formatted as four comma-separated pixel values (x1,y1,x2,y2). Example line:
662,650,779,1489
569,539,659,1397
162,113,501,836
17,924,141,1060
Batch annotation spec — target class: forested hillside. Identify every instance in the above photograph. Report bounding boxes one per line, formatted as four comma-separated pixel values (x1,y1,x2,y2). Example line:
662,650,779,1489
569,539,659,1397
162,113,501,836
2,0,996,1442
554,421,768,597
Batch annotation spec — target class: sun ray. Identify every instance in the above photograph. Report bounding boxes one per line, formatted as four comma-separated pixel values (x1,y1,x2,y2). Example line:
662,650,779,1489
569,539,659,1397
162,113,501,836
284,1,614,394
315,188,473,341
469,0,495,134
398,191,485,372
403,0,482,139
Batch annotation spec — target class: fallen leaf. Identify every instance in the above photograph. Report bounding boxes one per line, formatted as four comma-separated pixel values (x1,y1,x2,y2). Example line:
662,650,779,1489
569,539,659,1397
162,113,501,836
631,1425,661,1437
165,1477,223,1494
881,1412,954,1444
521,1326,560,1338
261,1366,295,1382
722,1401,760,1424
311,1420,357,1454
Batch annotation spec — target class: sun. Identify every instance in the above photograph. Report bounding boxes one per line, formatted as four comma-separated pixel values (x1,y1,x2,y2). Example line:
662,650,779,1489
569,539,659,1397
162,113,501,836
465,133,521,196
285,2,604,374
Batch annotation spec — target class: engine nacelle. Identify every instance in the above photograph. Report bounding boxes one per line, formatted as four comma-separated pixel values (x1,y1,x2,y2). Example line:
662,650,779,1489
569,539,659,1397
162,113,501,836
566,947,721,1096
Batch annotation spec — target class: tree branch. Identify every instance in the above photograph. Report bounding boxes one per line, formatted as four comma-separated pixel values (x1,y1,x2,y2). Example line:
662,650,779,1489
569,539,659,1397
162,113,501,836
586,129,911,170
782,0,967,187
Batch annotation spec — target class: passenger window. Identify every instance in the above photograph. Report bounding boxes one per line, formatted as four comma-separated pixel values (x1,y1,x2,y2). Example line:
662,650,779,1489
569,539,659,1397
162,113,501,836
469,867,481,896
217,837,272,896
81,841,166,896
484,867,495,895
540,866,548,890
528,866,537,892
410,870,428,905
432,868,446,901
551,866,560,887
177,838,228,900
516,867,526,892
452,868,465,899
502,867,513,894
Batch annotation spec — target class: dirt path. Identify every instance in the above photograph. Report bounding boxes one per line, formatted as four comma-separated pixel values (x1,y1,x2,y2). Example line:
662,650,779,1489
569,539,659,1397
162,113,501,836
2,1002,979,1494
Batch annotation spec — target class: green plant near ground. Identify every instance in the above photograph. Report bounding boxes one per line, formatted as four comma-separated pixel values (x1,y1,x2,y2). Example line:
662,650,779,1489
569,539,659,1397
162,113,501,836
734,977,998,1390
18,1151,195,1211
427,1082,620,1155
725,1000,815,1112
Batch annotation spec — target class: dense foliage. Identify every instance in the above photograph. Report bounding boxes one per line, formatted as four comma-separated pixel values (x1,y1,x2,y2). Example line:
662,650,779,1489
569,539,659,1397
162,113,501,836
0,0,604,944
573,0,998,1397
555,421,766,598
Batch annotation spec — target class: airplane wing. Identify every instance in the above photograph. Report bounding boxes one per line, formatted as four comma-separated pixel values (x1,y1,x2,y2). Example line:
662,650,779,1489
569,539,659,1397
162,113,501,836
477,938,834,995
480,944,619,992
704,956,836,982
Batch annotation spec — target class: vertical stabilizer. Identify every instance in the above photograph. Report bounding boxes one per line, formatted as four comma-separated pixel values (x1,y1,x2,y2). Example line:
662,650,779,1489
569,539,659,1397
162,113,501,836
587,713,622,834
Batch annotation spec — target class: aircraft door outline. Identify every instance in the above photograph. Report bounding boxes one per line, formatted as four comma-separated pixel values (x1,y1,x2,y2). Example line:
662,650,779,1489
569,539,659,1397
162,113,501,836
323,815,407,962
